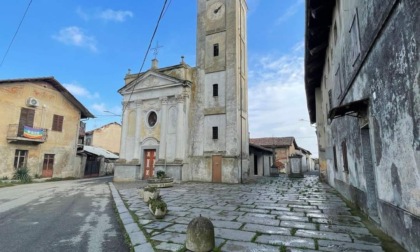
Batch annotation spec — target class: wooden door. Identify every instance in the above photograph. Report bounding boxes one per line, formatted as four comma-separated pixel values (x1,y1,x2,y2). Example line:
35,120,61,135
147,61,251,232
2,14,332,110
18,108,35,136
212,155,222,182
143,150,156,179
42,154,54,177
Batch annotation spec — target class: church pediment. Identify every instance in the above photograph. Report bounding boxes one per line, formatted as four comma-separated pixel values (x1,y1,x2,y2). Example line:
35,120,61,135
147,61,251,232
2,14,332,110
120,71,189,94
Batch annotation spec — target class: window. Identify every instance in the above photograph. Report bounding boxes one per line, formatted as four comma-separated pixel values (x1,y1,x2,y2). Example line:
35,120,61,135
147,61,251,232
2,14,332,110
212,127,218,140
147,111,157,127
213,84,218,97
333,146,338,171
213,44,219,57
52,114,64,132
14,150,28,169
342,140,349,173
43,154,54,171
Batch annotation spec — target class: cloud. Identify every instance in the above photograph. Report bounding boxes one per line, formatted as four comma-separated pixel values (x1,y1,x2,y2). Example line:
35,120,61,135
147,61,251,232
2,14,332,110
248,41,318,156
276,0,304,24
64,83,99,99
98,9,133,22
91,103,121,115
52,26,97,52
76,7,133,22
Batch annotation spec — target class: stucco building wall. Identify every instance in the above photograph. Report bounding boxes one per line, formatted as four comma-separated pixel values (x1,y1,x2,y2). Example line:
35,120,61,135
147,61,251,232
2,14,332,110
86,123,121,154
0,80,90,178
306,0,419,250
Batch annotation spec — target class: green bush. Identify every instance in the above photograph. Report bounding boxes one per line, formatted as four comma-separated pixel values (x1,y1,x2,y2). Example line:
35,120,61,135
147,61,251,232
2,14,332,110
156,170,166,179
13,167,32,183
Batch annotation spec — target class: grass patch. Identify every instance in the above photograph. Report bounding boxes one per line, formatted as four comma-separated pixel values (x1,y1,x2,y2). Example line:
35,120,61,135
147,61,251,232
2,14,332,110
0,181,18,188
112,202,134,252
280,244,287,252
290,228,298,236
45,177,76,182
314,238,319,250
251,231,262,242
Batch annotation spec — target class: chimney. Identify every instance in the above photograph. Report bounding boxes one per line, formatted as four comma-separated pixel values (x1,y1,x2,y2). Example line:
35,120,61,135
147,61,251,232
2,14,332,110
151,58,158,69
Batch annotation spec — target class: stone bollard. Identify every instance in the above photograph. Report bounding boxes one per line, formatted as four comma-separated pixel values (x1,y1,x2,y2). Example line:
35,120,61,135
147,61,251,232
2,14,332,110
186,215,215,252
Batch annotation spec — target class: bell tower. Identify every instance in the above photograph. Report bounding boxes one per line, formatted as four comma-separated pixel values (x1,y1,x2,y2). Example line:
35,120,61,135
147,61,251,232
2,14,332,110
189,0,249,183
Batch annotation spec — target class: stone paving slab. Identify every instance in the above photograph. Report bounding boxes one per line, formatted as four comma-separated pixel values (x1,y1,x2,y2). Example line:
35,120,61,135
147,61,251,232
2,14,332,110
236,215,280,226
212,220,243,229
242,223,291,235
295,229,352,242
256,234,315,249
280,220,317,230
134,242,154,252
129,231,147,246
155,242,184,252
221,240,280,252
214,227,255,241
318,239,384,251
151,232,186,244
111,176,393,251
319,224,371,235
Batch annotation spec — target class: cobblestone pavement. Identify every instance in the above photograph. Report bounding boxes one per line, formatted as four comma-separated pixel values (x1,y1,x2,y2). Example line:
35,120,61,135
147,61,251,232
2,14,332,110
113,175,385,252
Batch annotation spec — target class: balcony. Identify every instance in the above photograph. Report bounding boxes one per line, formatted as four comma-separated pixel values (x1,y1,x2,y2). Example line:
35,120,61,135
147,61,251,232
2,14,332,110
7,124,48,144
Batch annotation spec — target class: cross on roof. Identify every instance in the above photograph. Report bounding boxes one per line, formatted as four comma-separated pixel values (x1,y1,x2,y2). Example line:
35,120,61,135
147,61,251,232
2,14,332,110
151,41,163,59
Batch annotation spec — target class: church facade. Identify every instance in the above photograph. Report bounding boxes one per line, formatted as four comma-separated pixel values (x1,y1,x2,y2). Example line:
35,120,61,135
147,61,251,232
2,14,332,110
117,0,249,183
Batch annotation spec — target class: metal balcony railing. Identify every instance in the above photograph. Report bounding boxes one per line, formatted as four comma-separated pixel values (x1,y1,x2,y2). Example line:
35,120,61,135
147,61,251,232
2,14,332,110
7,124,48,143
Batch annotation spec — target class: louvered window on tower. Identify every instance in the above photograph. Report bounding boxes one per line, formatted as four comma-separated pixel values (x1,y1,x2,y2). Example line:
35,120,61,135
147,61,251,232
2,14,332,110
213,84,218,97
213,44,219,56
212,127,218,140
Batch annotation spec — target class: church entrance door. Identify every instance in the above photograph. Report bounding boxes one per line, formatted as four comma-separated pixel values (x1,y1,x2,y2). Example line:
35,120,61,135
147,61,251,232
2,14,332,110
212,155,222,182
143,149,156,179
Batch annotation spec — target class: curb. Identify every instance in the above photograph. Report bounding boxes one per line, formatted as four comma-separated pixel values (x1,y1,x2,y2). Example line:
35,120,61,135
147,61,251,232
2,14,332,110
109,182,154,252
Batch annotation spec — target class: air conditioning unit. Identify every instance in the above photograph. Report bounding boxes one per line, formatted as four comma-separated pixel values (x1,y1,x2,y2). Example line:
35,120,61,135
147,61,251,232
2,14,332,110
26,97,40,107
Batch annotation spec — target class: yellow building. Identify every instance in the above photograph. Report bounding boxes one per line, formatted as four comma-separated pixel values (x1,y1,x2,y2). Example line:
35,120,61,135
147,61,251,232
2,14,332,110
0,77,94,178
85,122,121,154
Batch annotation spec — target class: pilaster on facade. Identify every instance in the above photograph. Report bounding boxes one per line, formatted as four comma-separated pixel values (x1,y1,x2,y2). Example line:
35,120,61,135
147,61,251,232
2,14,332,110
159,96,169,160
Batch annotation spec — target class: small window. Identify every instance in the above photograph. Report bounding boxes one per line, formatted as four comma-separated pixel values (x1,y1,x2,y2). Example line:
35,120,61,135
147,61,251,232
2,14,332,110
212,127,218,140
52,115,64,132
213,44,219,57
213,84,218,97
14,150,28,169
333,146,338,171
148,111,157,127
342,140,349,173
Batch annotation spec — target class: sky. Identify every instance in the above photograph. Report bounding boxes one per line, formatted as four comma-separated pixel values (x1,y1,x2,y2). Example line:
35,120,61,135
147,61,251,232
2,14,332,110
0,0,318,157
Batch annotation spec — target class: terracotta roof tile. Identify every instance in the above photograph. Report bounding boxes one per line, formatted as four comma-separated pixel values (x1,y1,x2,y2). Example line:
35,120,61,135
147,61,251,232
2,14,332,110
250,137,296,148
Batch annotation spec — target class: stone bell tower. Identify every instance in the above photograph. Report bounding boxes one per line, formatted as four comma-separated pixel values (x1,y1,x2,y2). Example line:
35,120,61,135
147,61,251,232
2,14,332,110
188,0,249,183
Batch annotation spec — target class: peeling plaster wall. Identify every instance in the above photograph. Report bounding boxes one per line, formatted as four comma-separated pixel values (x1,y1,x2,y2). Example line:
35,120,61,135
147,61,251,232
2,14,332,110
0,82,82,178
318,0,419,250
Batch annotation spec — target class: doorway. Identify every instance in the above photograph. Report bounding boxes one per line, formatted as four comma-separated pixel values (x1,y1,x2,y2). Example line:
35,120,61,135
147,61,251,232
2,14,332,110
212,155,222,182
361,125,379,221
254,155,258,175
143,149,156,179
42,154,54,177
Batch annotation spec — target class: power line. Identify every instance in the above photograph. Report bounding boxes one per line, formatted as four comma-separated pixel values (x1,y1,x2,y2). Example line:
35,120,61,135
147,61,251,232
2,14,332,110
122,0,169,115
0,0,33,68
